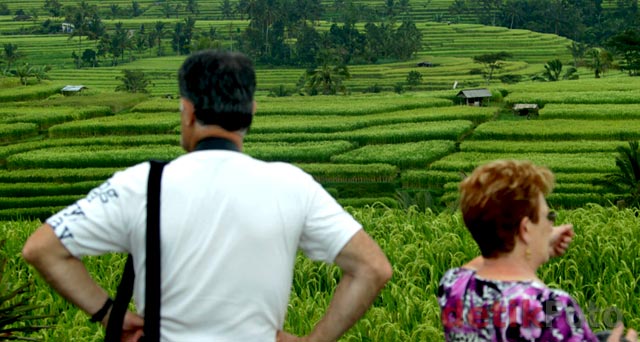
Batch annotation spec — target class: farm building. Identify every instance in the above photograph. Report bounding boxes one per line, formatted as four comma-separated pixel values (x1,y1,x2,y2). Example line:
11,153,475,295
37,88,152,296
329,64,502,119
457,88,492,106
61,85,87,96
61,23,74,33
513,103,539,117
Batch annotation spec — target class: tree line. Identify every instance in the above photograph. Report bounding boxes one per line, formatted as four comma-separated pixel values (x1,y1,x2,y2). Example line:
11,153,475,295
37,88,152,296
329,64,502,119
7,0,423,69
448,0,638,46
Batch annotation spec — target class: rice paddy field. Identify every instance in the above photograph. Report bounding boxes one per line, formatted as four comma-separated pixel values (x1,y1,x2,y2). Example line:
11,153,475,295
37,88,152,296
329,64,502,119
2,206,640,340
1,1,640,340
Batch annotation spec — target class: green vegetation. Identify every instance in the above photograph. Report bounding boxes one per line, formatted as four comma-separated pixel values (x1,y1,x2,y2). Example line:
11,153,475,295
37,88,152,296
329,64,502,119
430,152,617,173
330,141,456,168
2,206,640,339
472,51,512,84
0,240,52,340
0,123,38,144
539,104,640,120
115,69,152,93
246,141,356,162
595,141,640,208
0,2,640,338
0,106,112,128
48,112,180,137
470,120,640,141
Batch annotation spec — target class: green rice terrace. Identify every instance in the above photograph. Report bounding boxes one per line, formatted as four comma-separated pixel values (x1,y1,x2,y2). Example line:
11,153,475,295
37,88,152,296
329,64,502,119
1,0,640,340
3,75,640,220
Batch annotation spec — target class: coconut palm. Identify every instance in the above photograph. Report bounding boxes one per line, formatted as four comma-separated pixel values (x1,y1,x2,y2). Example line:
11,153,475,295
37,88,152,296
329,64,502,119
65,1,97,68
115,69,152,93
14,63,36,85
304,63,351,95
151,21,169,56
534,59,579,82
542,59,563,81
567,41,588,67
1,43,24,71
586,47,613,78
595,141,640,207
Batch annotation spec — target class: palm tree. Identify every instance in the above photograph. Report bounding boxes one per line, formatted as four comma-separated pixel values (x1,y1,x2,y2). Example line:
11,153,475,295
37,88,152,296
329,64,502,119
542,59,564,81
535,59,578,82
32,65,51,83
66,1,97,68
14,63,35,85
1,43,24,71
586,47,613,78
112,22,132,64
595,141,640,207
304,63,351,95
152,21,168,56
567,41,588,67
115,69,152,93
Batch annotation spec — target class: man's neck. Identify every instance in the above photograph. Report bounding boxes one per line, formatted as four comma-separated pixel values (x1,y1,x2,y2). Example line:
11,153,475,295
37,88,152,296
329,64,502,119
188,126,244,152
194,137,240,152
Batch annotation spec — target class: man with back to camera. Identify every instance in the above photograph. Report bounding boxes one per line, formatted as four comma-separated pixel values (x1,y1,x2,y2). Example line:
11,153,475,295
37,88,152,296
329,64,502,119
22,50,393,341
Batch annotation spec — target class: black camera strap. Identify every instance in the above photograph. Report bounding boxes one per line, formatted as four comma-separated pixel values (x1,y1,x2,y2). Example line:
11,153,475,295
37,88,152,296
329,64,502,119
105,137,238,342
106,160,166,342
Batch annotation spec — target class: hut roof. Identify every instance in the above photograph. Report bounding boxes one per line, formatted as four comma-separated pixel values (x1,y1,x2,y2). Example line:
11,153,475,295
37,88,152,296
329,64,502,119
61,85,87,92
456,88,492,98
513,103,539,110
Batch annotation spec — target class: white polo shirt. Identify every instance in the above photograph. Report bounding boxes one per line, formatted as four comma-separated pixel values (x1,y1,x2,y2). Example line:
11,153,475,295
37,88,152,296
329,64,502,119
47,150,361,341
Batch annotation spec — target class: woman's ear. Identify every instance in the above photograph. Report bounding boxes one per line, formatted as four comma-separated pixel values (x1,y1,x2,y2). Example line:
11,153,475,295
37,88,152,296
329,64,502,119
518,216,532,245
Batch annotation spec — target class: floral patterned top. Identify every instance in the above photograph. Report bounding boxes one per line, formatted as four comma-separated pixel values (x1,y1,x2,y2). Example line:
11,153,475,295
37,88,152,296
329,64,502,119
438,267,598,342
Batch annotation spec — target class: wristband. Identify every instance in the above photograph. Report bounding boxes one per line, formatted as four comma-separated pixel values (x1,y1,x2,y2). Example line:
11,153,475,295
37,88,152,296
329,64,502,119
90,297,114,323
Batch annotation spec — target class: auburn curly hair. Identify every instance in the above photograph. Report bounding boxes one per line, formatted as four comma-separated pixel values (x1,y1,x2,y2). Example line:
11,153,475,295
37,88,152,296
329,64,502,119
459,160,554,258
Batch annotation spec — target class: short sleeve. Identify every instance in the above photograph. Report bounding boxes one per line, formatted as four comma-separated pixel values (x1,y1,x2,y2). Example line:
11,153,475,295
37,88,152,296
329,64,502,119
46,162,150,257
298,180,361,263
539,291,598,342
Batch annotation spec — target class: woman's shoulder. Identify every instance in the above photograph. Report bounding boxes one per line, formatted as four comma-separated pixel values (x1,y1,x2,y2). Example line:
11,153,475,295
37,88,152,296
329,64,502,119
494,280,580,308
438,267,476,301
440,267,474,286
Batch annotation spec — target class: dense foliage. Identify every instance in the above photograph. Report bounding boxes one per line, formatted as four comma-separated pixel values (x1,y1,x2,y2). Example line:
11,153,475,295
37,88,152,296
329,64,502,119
1,205,639,340
3,0,637,71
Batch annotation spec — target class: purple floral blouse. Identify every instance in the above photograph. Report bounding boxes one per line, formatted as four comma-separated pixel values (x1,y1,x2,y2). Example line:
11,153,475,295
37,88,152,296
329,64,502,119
438,267,598,342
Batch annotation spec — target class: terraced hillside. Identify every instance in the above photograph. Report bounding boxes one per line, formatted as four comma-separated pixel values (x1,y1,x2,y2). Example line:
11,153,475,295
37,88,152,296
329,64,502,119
1,0,468,22
0,0,634,219
2,69,640,220
0,18,572,95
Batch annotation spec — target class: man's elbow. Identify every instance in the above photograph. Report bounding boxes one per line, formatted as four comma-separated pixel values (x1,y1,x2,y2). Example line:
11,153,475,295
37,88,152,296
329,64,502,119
22,236,42,266
377,259,393,286
22,224,57,266
367,256,393,288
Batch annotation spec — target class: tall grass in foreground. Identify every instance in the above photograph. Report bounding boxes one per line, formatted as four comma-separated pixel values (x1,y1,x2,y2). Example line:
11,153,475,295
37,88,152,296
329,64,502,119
1,205,638,340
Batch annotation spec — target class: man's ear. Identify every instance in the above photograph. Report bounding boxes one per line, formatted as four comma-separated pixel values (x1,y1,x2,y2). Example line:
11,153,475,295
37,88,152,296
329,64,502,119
180,98,196,125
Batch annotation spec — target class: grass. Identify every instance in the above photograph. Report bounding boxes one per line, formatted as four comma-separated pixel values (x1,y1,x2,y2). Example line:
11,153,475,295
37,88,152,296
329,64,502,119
1,205,639,340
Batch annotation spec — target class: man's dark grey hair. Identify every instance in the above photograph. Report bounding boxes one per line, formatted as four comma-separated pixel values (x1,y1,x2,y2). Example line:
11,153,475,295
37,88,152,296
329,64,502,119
178,50,256,131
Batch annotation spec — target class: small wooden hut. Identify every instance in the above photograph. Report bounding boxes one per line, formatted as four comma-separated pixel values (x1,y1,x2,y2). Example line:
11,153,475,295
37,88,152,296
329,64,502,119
512,103,539,117
456,88,492,106
61,85,88,96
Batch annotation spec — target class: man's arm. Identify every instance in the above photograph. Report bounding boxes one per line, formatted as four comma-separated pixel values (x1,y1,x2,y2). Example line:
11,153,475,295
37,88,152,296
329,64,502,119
22,223,144,339
23,223,111,317
280,229,392,342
